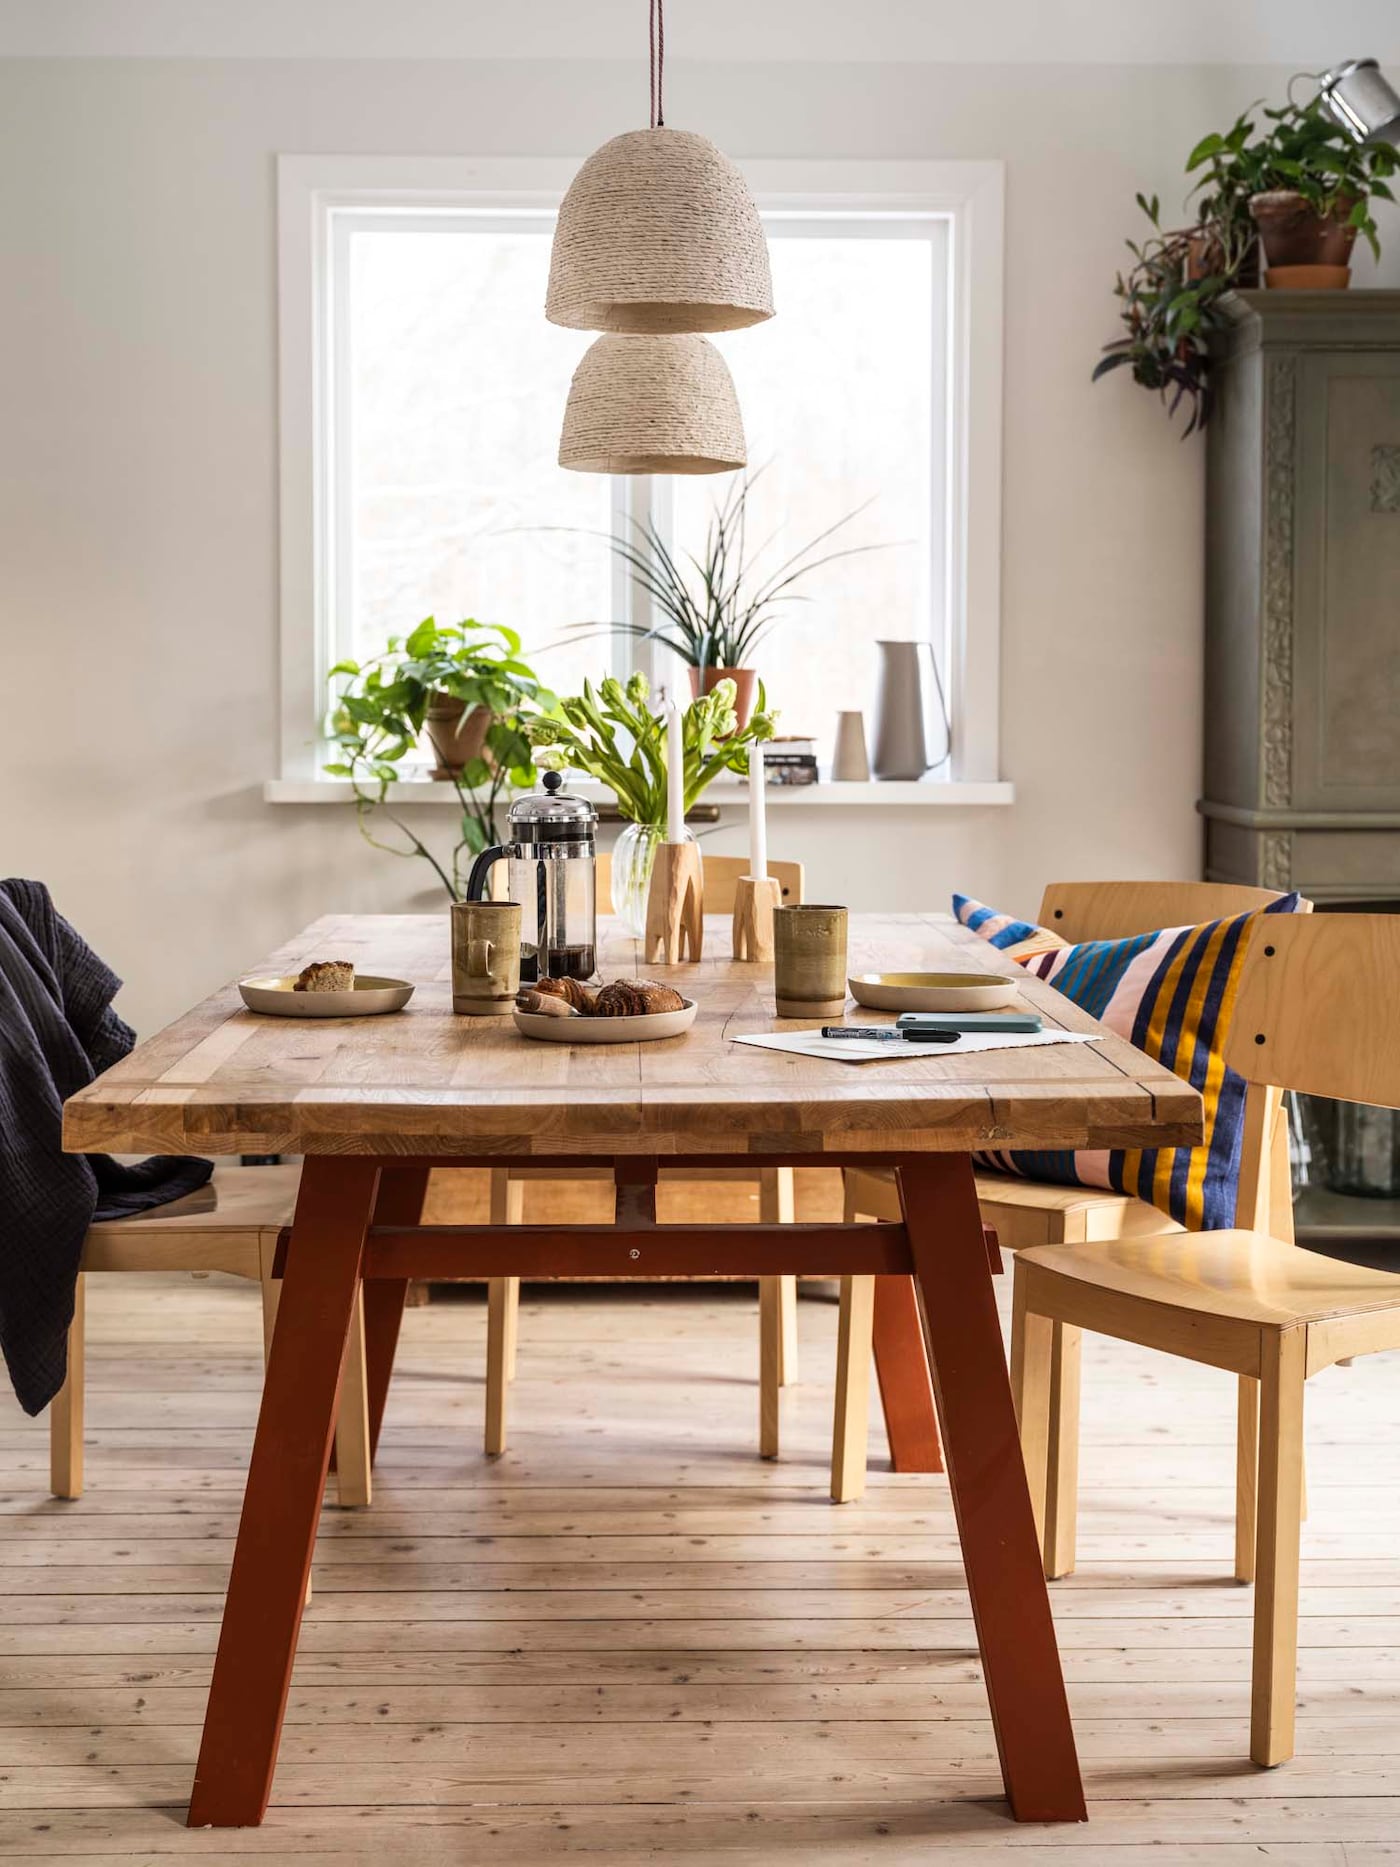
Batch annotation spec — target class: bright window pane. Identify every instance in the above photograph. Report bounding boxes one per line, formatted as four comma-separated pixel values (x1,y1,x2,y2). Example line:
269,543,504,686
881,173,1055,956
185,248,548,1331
672,226,945,759
346,224,611,707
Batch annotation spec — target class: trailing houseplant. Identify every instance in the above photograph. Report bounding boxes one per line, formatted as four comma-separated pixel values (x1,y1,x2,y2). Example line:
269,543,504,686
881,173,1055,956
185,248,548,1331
528,671,776,934
564,472,882,728
325,616,553,900
1097,93,1397,431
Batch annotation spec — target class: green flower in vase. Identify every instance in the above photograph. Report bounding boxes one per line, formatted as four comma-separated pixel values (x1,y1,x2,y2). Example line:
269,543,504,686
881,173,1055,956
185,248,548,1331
529,673,776,935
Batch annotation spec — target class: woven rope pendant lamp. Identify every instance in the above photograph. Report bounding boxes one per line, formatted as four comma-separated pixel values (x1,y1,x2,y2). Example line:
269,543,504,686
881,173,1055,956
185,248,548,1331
546,2,773,334
558,334,746,475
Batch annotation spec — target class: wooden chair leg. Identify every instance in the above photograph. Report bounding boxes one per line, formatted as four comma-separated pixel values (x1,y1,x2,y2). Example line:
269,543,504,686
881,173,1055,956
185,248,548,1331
1251,1328,1307,1767
830,1275,876,1502
758,1277,782,1458
758,1168,798,1385
485,1279,518,1457
1043,1322,1081,1580
331,1291,372,1509
49,1273,85,1500
1236,1375,1259,1584
1010,1269,1052,1554
489,1169,524,1382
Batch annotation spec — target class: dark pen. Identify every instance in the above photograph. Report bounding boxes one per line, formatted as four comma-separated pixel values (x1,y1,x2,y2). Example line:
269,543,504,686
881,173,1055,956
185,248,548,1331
820,1026,961,1044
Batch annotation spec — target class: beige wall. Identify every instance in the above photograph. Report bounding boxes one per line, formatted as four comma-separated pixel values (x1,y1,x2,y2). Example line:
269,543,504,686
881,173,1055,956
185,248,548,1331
2,52,1397,1032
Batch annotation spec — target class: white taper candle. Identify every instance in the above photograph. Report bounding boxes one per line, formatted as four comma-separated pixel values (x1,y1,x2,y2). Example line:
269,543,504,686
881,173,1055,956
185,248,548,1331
666,700,685,843
748,740,768,880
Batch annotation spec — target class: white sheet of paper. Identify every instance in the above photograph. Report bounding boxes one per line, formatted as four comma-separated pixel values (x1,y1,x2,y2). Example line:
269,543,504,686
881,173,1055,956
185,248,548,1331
731,1028,1105,1065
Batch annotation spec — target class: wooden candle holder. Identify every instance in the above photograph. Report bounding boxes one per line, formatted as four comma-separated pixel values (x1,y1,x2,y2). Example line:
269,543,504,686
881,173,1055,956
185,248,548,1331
731,874,781,962
643,840,704,964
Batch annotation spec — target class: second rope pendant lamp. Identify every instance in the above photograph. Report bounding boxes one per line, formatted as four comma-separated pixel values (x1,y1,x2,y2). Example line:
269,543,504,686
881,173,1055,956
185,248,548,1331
553,0,769,477
558,334,745,476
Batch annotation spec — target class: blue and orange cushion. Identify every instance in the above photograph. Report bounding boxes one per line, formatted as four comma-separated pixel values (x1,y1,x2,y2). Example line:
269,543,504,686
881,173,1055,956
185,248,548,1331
952,891,1306,1230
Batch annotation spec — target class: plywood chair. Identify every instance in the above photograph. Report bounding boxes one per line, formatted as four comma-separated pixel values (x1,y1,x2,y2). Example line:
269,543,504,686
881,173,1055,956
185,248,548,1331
1010,912,1400,1766
50,1164,373,1507
485,853,804,1458
834,880,1303,1506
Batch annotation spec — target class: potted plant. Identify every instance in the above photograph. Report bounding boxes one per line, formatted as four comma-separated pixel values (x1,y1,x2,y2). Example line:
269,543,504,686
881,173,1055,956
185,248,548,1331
1190,98,1396,288
528,672,775,934
570,473,881,728
325,616,553,900
1098,94,1398,428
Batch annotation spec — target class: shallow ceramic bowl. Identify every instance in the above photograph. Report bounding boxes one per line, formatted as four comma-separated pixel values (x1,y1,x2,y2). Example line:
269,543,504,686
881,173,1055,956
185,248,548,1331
514,999,698,1044
238,975,415,1018
847,971,1019,1013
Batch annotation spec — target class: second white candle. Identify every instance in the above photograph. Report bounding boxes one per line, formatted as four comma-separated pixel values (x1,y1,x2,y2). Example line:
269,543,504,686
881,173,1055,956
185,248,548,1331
748,740,768,880
666,700,685,843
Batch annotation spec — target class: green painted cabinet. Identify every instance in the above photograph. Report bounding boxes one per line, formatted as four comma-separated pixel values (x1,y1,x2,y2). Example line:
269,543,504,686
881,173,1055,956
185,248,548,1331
1202,291,1400,902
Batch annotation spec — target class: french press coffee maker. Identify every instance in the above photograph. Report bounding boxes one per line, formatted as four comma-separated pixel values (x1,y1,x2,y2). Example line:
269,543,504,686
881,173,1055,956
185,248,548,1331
465,773,598,983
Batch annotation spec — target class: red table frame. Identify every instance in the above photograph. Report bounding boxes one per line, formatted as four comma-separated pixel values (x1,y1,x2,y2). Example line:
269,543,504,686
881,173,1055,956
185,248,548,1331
186,1151,1087,1829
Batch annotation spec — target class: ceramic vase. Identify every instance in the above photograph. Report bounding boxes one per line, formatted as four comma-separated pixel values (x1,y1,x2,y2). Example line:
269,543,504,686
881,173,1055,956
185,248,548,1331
870,640,950,780
832,711,871,782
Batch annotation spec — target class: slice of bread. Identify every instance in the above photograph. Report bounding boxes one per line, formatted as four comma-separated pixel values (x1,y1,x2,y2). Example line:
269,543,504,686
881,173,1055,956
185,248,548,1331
293,960,355,993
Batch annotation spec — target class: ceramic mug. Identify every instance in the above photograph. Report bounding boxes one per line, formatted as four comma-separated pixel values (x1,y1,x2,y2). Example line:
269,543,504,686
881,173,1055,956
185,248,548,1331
451,900,521,1016
773,904,849,1019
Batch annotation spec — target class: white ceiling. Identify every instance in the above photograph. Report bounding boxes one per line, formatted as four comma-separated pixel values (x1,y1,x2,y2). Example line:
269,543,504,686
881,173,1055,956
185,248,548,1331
2,0,1399,66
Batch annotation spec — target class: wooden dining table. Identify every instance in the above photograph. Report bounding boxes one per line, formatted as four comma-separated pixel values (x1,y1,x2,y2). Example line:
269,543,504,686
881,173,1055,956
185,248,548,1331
63,910,1202,1830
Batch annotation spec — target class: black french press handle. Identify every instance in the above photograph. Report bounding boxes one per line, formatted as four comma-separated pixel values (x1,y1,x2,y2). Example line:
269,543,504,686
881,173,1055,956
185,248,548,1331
464,846,509,901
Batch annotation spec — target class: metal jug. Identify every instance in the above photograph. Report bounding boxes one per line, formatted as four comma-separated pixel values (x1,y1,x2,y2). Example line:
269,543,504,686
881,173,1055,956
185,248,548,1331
465,773,598,983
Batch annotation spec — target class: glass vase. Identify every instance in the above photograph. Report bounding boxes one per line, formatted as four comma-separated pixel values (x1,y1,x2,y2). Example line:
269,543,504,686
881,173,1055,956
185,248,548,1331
611,821,700,938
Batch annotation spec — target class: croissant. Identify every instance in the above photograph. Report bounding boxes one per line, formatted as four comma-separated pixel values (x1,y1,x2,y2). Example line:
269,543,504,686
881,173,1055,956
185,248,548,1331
594,979,686,1017
533,976,598,1014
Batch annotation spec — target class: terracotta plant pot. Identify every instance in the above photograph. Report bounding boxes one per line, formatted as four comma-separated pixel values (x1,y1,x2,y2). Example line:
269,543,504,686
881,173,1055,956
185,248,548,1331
1250,191,1357,285
425,693,491,777
687,665,756,730
1264,263,1352,291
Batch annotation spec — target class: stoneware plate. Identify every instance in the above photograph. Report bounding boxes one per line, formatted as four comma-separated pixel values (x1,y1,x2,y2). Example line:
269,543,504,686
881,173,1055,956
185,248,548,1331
848,971,1019,1013
513,999,698,1044
238,975,415,1018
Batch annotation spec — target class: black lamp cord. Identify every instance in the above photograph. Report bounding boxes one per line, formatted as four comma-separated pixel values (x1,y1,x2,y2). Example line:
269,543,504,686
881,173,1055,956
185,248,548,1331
649,0,666,128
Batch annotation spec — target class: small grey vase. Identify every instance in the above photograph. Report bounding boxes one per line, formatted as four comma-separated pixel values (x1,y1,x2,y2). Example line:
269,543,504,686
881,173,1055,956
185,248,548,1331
831,711,871,782
870,640,950,780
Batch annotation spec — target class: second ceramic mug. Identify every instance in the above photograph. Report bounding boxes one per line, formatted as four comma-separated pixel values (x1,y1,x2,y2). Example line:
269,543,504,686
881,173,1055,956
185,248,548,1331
451,900,521,1016
773,904,849,1019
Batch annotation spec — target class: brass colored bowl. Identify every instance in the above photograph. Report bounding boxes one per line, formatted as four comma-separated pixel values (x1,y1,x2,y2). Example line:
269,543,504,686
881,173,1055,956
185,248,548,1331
847,971,1018,1013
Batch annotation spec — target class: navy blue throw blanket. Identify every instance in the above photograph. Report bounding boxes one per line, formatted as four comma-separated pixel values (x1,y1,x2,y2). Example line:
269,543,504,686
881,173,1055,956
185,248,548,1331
0,880,212,1414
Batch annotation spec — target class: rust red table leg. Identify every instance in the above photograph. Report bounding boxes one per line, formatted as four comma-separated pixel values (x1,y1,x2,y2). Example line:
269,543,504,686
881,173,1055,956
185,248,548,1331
361,1167,431,1461
872,1275,944,1473
897,1154,1086,1824
188,1157,381,1828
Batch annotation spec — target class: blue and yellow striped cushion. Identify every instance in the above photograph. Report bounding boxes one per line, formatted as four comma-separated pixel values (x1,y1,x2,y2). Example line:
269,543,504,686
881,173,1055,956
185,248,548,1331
951,894,1067,963
957,891,1305,1230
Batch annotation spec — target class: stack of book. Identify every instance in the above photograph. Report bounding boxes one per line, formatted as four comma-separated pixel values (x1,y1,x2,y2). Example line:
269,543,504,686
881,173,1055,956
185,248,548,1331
762,737,820,786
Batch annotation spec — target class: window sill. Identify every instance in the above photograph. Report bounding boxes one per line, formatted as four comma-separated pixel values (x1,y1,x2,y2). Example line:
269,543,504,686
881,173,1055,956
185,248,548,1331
264,776,1014,808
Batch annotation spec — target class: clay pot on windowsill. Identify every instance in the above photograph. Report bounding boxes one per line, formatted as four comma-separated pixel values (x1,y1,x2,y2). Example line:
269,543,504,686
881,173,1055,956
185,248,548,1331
688,665,756,730
425,693,491,778
1250,191,1357,288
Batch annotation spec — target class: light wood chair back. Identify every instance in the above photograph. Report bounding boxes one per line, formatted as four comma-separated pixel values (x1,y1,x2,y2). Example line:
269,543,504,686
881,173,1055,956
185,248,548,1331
1225,911,1400,1110
1038,880,1295,946
596,851,803,915
1224,911,1400,1241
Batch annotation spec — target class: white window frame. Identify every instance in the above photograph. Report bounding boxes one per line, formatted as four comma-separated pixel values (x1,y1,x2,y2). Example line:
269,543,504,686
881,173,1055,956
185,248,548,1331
274,153,1005,789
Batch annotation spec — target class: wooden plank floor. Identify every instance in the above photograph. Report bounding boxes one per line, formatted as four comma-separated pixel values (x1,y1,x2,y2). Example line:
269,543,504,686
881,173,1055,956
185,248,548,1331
2,1272,1399,1864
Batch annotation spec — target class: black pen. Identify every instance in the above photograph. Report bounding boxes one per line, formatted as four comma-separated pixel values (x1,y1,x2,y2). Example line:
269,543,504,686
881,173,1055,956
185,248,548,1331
820,1026,961,1044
